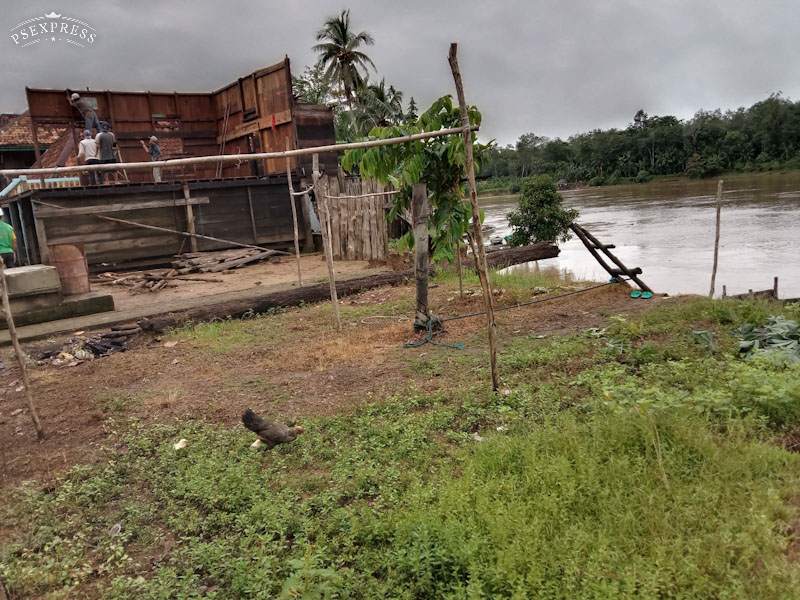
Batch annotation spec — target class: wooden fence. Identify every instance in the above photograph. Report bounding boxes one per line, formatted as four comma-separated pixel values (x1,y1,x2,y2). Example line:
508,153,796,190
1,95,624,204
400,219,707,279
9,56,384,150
322,175,391,261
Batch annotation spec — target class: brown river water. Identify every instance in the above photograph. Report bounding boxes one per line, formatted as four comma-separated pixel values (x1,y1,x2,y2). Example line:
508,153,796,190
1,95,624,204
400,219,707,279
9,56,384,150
480,172,800,298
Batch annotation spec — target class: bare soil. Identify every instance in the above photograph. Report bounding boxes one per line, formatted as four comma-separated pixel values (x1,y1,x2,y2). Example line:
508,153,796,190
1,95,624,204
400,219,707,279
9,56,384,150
0,281,657,489
97,253,386,312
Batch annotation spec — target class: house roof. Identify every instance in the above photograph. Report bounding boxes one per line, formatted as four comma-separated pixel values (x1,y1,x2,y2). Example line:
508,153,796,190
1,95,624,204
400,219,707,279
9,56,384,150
0,111,65,148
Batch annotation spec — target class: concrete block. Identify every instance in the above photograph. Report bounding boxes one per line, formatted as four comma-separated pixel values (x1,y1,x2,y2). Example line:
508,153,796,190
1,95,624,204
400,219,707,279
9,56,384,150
0,292,114,329
9,291,64,314
4,265,61,298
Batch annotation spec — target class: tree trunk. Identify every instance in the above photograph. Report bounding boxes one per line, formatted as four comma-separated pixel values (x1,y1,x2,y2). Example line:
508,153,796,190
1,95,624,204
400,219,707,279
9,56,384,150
412,183,431,329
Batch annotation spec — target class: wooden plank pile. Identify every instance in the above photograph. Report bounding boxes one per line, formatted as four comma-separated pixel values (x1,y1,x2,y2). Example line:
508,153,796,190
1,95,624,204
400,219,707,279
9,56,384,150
93,248,280,293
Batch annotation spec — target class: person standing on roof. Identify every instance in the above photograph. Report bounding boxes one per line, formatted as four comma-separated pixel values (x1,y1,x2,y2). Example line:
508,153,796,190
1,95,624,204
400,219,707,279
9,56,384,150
77,129,101,185
0,213,17,268
140,135,162,182
68,92,101,134
95,122,118,184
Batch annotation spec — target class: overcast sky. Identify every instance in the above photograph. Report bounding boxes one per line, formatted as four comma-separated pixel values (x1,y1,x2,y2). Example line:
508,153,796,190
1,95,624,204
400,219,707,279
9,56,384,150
2,1,798,145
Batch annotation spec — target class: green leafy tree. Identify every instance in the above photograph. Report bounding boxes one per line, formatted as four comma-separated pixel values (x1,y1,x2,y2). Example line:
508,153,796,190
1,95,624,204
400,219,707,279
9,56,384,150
313,9,375,109
405,97,418,123
292,63,333,105
507,176,578,246
342,95,485,262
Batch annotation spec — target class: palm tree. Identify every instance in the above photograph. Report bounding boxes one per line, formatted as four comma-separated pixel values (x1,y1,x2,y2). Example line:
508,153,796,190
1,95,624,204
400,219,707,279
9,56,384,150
363,78,404,126
313,9,375,109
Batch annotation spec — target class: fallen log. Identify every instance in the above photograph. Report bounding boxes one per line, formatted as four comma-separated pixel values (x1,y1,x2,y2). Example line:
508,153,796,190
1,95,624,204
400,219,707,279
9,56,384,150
136,244,559,332
476,242,559,270
139,271,416,332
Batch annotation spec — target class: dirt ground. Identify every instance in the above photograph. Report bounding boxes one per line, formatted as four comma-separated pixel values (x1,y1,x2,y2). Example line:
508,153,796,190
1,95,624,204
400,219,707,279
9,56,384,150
0,280,659,489
96,253,387,312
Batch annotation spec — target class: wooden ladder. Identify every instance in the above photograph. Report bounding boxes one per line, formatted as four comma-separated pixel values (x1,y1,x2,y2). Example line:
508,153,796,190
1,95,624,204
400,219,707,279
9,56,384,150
570,223,652,292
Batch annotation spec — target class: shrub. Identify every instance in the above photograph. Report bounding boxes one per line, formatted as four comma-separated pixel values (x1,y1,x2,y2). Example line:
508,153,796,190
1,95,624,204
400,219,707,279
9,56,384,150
635,169,652,183
506,175,579,246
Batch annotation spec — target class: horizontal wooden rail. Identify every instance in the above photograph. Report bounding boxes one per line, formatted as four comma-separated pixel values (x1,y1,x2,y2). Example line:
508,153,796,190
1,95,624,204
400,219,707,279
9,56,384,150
0,126,478,178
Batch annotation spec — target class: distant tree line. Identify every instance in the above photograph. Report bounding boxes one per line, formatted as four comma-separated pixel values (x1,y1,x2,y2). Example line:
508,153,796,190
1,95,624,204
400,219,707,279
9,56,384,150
479,95,800,187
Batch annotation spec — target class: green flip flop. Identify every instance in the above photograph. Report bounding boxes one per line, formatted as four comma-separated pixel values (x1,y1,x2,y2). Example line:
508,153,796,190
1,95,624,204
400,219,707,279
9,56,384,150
630,290,642,299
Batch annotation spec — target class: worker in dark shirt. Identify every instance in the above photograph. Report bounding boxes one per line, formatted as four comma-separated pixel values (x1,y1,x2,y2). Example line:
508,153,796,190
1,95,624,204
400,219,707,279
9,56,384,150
140,135,162,182
68,92,101,134
95,122,118,184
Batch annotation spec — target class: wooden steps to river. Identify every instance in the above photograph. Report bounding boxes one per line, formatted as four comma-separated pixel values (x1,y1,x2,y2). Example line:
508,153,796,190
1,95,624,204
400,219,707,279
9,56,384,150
570,223,653,292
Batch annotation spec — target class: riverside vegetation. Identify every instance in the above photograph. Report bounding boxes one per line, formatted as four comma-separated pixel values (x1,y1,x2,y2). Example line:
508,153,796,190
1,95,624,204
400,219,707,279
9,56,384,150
2,269,800,599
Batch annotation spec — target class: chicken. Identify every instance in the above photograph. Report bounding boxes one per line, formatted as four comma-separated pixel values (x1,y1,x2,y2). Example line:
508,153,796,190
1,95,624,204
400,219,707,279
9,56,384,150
242,408,304,449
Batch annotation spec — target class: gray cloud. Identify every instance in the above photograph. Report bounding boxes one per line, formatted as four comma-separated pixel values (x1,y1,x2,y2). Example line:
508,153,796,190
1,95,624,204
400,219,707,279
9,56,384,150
1,0,798,145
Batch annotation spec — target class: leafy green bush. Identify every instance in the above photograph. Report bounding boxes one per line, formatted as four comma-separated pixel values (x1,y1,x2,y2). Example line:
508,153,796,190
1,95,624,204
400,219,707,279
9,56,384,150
506,175,579,246
588,175,605,186
635,169,652,183
738,316,800,362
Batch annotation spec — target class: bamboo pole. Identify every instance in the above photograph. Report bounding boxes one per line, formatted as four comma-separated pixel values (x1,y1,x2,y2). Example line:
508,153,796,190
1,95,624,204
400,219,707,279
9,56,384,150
709,179,723,298
312,154,341,330
0,126,477,178
0,257,44,440
448,43,499,391
285,140,303,287
456,242,465,299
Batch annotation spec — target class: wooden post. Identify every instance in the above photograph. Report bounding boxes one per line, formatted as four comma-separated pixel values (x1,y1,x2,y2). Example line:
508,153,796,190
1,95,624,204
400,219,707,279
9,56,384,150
245,186,258,243
709,179,723,298
412,183,431,329
0,257,44,440
312,154,341,329
456,241,465,299
449,43,499,391
285,139,303,287
773,276,779,300
182,183,198,253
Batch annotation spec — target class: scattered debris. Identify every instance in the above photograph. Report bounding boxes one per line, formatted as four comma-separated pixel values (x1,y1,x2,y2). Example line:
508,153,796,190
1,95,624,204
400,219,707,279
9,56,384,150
173,438,188,450
92,248,274,294
10,408,23,416
108,522,122,537
250,439,264,449
471,432,485,442
163,341,178,348
34,324,141,366
496,425,508,432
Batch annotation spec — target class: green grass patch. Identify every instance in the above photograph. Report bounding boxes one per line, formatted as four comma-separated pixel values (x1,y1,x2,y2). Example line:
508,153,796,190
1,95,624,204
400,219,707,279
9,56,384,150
3,296,800,598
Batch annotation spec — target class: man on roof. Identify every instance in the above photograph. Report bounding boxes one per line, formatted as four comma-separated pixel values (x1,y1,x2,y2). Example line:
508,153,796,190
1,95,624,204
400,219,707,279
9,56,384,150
68,92,102,134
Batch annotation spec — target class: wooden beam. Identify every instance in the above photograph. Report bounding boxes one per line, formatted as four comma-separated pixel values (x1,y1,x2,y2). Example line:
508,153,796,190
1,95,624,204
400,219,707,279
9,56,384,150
709,179,723,298
1,126,476,177
449,43,499,391
33,197,209,218
286,139,303,287
313,153,341,329
245,186,258,243
182,183,198,253
0,257,44,440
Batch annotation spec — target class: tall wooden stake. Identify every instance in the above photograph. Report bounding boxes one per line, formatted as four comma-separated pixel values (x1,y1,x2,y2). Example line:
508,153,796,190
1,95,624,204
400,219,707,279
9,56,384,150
312,153,341,329
412,183,431,329
456,241,465,299
0,257,44,440
709,179,723,298
285,140,303,287
449,43,499,391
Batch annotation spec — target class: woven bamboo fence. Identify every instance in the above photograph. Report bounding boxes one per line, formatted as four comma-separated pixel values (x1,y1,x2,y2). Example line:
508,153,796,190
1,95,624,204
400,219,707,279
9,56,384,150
322,175,391,261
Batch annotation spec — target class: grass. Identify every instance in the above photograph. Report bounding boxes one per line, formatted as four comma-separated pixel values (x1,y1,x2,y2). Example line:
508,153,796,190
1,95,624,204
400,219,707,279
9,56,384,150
3,291,800,598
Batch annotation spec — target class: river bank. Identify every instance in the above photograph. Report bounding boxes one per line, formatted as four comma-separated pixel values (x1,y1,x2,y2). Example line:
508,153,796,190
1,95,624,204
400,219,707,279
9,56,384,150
480,170,800,298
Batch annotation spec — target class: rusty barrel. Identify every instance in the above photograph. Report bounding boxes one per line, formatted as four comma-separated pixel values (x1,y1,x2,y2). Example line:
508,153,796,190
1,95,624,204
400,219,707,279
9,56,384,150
49,243,91,295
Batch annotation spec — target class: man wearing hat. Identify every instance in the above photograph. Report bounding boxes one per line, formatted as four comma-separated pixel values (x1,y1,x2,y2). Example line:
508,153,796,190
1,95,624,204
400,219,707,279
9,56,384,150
68,92,102,134
140,135,162,182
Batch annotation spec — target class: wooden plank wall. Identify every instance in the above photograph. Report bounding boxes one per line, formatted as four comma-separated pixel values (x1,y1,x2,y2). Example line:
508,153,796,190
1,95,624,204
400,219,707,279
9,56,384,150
10,179,303,267
322,175,390,261
25,58,337,182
